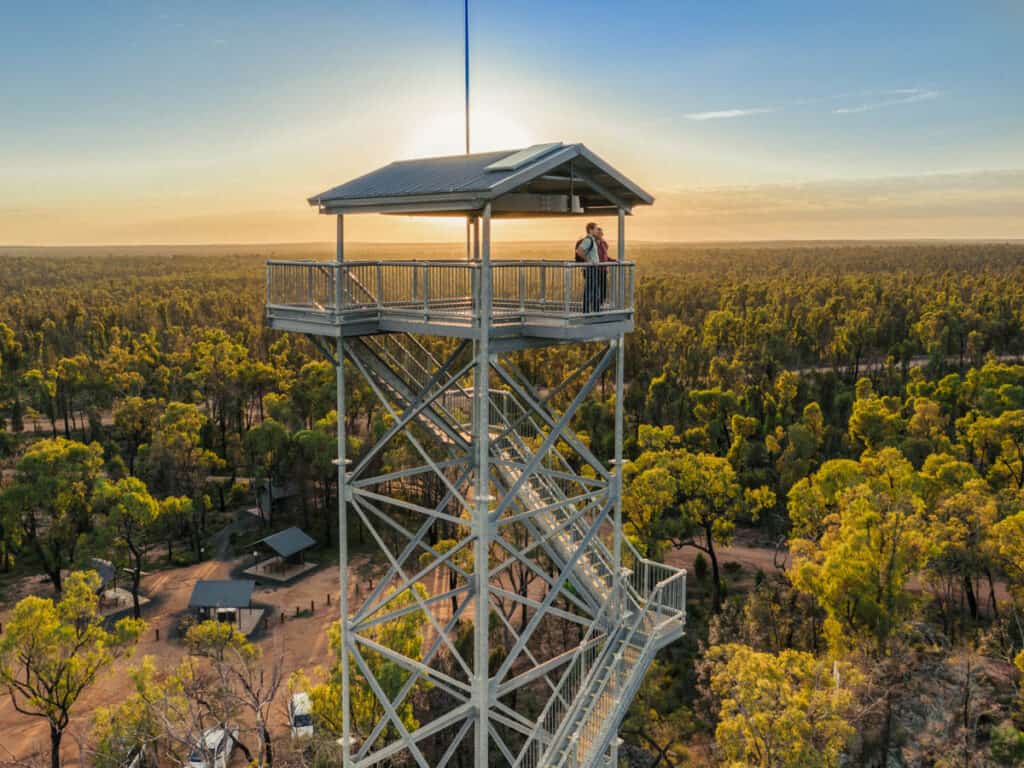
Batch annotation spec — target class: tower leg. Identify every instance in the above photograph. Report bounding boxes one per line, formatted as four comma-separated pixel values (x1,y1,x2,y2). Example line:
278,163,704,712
474,203,493,767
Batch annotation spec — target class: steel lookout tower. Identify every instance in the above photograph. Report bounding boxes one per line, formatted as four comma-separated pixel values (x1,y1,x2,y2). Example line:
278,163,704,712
265,141,687,768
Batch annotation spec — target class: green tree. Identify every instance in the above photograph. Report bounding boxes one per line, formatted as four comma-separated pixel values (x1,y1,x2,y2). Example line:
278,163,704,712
625,447,772,611
21,368,59,437
90,657,166,768
919,455,998,622
187,329,248,459
990,511,1024,599
848,379,905,451
186,621,282,767
0,437,104,592
789,449,932,655
244,418,293,525
95,476,169,618
140,401,222,558
766,401,826,495
294,422,337,542
620,660,694,766
113,396,163,476
0,570,145,768
707,644,859,768
967,410,1024,491
292,360,336,429
786,458,866,542
306,584,428,743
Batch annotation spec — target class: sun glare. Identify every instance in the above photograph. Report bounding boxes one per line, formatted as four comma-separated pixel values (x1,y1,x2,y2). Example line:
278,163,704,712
401,108,535,159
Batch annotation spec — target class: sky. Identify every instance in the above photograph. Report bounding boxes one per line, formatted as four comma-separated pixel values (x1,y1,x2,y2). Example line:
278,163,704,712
1,0,1022,245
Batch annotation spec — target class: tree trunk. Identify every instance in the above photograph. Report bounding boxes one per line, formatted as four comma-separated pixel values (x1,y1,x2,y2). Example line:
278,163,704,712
963,575,978,621
235,737,254,765
985,568,999,619
879,688,893,767
50,724,62,768
706,525,722,613
49,563,63,594
262,724,273,768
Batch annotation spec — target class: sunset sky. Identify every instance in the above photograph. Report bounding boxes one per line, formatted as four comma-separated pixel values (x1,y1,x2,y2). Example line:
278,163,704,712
2,1,1022,244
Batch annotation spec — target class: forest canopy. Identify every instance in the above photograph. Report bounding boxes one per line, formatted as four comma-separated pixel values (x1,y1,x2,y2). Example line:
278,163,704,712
1,240,1023,767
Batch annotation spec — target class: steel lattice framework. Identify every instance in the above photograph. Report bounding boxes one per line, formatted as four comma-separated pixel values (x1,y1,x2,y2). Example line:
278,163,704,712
266,145,686,768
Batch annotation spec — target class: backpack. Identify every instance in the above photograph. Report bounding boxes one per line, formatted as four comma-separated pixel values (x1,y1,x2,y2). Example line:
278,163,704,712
574,236,592,263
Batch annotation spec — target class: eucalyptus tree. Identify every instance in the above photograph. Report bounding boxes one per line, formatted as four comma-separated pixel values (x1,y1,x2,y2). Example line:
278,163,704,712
0,437,104,593
0,570,146,768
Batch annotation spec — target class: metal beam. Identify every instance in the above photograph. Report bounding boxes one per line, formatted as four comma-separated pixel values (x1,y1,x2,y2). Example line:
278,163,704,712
335,330,352,768
473,201,493,766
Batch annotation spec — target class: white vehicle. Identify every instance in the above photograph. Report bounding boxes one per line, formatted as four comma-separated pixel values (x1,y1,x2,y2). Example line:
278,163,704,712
186,726,237,768
289,692,314,739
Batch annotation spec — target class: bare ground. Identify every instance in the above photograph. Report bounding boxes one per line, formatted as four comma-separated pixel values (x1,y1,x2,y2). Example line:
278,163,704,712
0,528,1011,765
0,553,376,766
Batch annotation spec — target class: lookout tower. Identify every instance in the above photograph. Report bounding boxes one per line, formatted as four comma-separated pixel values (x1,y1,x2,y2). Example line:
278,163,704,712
265,142,686,768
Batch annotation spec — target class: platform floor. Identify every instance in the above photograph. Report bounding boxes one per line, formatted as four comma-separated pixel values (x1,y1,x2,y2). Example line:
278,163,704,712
99,587,150,616
266,302,633,345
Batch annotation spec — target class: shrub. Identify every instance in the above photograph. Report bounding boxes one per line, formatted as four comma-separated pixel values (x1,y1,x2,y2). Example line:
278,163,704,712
991,723,1024,766
694,553,708,582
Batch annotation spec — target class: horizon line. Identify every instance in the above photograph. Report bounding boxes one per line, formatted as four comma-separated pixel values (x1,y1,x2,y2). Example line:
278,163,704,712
3,236,1024,251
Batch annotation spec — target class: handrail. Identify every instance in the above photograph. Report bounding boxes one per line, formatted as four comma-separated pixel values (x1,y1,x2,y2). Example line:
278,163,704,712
266,258,635,266
515,593,618,768
548,566,686,768
265,260,635,322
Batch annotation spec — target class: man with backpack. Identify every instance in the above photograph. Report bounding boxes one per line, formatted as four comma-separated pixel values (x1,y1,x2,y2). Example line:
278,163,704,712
574,222,601,313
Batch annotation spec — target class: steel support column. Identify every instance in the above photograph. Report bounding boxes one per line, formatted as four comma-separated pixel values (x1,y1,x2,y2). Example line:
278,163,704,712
336,212,352,767
473,202,493,765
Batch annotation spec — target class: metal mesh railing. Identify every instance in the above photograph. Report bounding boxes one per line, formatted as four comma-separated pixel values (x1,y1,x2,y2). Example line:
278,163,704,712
492,261,632,315
266,260,634,323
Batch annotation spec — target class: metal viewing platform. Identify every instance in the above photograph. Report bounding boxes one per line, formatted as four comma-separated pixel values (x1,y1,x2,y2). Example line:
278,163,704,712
265,259,634,345
270,142,685,768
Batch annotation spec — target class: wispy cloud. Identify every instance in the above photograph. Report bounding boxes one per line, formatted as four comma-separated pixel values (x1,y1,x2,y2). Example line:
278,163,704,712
684,107,775,121
833,88,940,114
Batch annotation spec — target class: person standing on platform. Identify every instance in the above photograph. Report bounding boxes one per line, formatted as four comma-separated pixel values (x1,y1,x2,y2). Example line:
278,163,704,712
596,225,613,308
575,222,601,313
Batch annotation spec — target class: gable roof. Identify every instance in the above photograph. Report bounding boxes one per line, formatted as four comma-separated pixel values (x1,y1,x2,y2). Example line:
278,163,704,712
188,579,255,609
90,558,116,589
308,143,653,217
257,526,316,558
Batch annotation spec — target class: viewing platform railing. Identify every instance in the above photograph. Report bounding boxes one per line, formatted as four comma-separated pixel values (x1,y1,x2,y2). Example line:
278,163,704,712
265,260,635,328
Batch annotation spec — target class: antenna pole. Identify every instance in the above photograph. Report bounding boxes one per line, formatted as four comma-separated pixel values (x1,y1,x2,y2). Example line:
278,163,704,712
464,0,472,260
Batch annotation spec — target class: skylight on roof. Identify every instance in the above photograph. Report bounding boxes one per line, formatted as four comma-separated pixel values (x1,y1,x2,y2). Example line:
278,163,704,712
484,143,564,172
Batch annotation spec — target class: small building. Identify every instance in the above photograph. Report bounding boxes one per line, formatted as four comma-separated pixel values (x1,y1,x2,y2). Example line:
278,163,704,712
254,480,301,522
243,526,318,583
188,579,257,629
90,557,151,618
91,557,117,592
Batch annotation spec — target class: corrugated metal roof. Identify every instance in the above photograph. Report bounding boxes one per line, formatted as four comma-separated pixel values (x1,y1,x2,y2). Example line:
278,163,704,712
308,142,654,213
311,148,530,202
188,579,255,609
90,557,116,588
258,526,316,558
